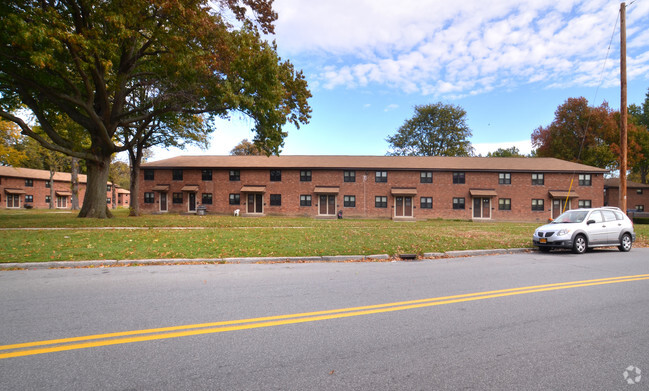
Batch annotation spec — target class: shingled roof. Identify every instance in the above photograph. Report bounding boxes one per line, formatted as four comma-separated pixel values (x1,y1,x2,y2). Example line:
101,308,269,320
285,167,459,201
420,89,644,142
0,166,88,183
604,178,649,188
142,155,608,173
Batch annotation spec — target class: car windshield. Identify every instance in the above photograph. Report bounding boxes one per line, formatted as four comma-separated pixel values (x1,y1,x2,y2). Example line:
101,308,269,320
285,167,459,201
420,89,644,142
552,210,589,224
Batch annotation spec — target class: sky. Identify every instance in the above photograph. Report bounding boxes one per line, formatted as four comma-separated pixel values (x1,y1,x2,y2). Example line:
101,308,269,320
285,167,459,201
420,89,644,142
152,0,649,160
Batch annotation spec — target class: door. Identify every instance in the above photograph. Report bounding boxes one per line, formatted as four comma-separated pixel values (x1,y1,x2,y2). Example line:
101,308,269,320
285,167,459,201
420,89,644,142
247,193,263,214
319,195,336,215
395,197,413,217
601,209,623,244
473,198,491,219
247,194,255,213
255,194,263,213
188,193,196,212
553,199,569,219
160,192,168,212
482,198,490,219
584,210,607,244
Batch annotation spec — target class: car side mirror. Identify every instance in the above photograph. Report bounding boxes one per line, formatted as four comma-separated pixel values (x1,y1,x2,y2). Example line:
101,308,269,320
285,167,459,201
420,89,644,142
587,219,596,225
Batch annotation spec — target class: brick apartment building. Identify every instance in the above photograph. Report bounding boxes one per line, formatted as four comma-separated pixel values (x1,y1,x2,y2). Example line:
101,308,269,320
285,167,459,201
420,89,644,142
604,178,649,212
0,166,130,209
139,155,606,222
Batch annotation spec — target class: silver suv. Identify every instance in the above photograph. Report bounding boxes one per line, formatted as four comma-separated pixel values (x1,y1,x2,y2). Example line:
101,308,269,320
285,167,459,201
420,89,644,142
533,207,635,254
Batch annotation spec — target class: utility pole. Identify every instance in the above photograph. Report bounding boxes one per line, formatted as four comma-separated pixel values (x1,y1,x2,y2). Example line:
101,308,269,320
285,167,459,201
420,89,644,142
620,2,628,213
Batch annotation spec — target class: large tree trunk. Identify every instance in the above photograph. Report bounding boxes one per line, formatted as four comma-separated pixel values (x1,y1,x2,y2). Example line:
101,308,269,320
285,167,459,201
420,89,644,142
78,155,112,218
128,151,141,216
70,157,80,210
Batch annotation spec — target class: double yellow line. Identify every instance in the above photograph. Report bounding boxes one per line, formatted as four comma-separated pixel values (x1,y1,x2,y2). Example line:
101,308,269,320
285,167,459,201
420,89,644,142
2,273,648,360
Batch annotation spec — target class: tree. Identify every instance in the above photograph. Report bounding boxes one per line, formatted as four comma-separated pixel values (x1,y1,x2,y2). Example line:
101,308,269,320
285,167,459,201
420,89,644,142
0,0,311,218
0,119,26,166
386,103,473,156
629,89,649,183
531,98,624,170
486,146,525,157
120,110,210,216
230,139,264,155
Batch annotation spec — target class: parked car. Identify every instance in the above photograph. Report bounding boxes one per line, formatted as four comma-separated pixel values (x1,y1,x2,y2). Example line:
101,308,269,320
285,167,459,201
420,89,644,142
533,207,635,254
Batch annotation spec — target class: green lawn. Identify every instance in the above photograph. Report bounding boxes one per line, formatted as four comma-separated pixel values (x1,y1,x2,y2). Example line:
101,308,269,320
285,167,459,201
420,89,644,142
1,209,647,263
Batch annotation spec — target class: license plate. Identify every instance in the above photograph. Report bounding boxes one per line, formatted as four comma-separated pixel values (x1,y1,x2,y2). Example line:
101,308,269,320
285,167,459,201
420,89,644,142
540,238,547,244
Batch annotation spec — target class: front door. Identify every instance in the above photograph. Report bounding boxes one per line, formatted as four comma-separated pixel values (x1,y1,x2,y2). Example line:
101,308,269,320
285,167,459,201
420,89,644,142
553,199,569,219
188,192,196,212
395,197,413,217
319,195,336,215
473,198,491,219
160,192,168,212
247,193,263,214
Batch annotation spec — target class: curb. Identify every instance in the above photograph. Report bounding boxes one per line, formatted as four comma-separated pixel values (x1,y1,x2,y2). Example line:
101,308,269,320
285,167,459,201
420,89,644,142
0,248,535,270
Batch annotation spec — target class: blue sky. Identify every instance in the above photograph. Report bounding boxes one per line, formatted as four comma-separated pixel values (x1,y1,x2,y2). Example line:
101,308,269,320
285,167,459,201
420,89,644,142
153,0,649,160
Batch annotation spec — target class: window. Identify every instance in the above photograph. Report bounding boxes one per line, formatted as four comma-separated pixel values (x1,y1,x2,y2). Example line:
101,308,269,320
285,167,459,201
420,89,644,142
498,173,511,185
300,195,312,206
270,194,281,206
106,197,111,204
531,173,544,185
452,197,465,209
172,169,183,181
229,170,240,181
45,195,51,204
202,169,212,181
453,172,465,184
375,196,387,208
343,171,356,182
45,181,51,188
300,170,312,182
25,195,33,203
578,200,591,208
578,174,592,186
636,205,645,211
637,189,643,195
532,199,544,211
173,193,183,204
144,192,155,204
420,197,433,209
202,193,213,204
420,171,433,183
144,169,154,180
25,179,33,187
375,171,387,183
344,195,356,207
498,198,511,210
270,170,282,182
107,184,112,192
229,194,240,205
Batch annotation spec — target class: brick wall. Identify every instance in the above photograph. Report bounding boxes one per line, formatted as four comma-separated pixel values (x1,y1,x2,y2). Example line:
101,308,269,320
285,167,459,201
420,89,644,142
605,186,649,211
138,167,605,222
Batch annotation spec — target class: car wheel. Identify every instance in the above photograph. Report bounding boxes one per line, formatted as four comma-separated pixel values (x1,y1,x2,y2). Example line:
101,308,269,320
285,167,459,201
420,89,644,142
618,233,632,252
572,234,587,254
539,247,551,253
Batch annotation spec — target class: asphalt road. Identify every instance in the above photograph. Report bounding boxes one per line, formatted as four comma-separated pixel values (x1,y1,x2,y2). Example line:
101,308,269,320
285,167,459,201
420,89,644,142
1,249,648,390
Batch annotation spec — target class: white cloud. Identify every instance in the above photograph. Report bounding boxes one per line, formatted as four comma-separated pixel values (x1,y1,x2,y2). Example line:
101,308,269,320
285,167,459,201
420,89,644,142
273,0,649,98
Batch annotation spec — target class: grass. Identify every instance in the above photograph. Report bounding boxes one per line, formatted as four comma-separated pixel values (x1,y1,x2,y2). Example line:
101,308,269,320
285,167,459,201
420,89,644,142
1,209,647,263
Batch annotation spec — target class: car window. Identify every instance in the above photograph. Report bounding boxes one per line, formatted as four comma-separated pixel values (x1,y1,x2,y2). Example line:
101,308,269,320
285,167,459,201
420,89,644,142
613,211,625,220
554,210,588,223
589,211,603,223
601,210,617,222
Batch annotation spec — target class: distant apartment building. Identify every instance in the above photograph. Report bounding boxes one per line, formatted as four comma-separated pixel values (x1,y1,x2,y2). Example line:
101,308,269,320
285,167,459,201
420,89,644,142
604,178,649,212
138,155,606,221
0,166,129,209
